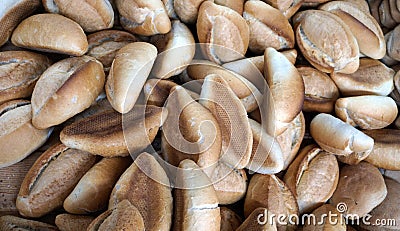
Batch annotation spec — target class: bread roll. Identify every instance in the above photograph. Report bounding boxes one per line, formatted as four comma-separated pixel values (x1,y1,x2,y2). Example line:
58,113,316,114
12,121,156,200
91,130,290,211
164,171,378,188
106,42,157,113
64,157,132,214
264,47,305,136
298,66,339,113
16,143,97,217
244,174,299,231
31,56,105,129
0,215,58,231
0,0,41,47
243,0,294,54
330,162,387,218
220,207,242,231
310,113,374,156
335,96,398,129
199,74,252,169
379,0,398,28
162,0,178,19
215,0,244,14
246,118,284,174
197,1,249,64
174,0,208,24
42,0,114,32
88,200,145,231
116,0,171,35
109,152,173,231
0,51,52,104
0,100,51,168
60,105,167,157
330,58,395,96
319,1,385,59
151,20,195,79
210,161,247,204
161,86,221,176
302,204,346,231
236,208,277,231
364,129,400,170
11,14,88,56
55,214,95,231
86,30,139,70
387,25,400,61
174,159,220,231
295,10,359,74
284,145,339,214
143,79,178,106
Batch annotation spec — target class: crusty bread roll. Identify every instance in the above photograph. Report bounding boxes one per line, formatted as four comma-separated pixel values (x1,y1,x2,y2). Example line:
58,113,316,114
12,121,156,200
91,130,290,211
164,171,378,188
163,0,178,19
364,129,400,170
55,214,95,231
264,47,305,136
277,112,305,170
60,105,167,157
199,74,253,169
64,157,132,214
319,1,385,59
330,58,395,96
42,0,114,32
150,20,195,79
0,0,41,47
295,10,359,74
143,79,178,106
0,215,58,231
310,113,374,156
0,51,52,104
115,0,171,35
331,162,387,218
86,30,139,70
243,0,294,54
210,161,247,205
220,207,242,231
161,86,221,176
387,25,400,61
16,143,97,217
0,100,51,168
302,204,346,231
106,42,157,113
298,66,339,113
246,118,284,174
283,145,339,214
87,200,145,231
174,159,220,231
31,55,105,129
335,96,398,129
187,60,262,112
174,0,208,24
236,208,277,231
244,174,299,231
109,152,173,231
197,1,249,64
11,14,88,56
215,0,244,14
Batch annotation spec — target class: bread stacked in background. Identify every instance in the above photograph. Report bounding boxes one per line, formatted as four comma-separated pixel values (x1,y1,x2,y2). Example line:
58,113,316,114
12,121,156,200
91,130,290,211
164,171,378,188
1,0,400,230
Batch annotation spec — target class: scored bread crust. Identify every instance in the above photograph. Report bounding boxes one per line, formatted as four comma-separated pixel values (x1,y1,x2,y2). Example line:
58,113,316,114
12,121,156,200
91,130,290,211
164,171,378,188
109,152,173,231
55,214,95,231
0,215,58,231
0,100,51,168
0,0,41,47
42,0,114,32
11,13,88,56
31,56,105,129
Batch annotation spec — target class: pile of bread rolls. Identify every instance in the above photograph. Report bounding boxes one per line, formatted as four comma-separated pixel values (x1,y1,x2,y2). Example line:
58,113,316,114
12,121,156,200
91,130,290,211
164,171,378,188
1,0,400,230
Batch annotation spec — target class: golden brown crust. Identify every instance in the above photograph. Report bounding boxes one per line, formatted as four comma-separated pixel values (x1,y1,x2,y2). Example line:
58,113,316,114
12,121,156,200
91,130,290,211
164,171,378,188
143,79,178,106
0,0,41,47
116,0,171,35
0,215,58,231
109,152,172,231
55,214,95,231
331,162,387,218
16,143,97,217
31,56,105,129
0,50,52,105
215,0,244,14
197,1,249,64
60,105,167,157
64,157,132,214
11,13,88,55
42,0,114,32
243,0,294,54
